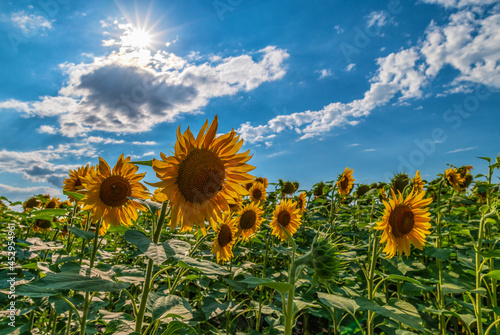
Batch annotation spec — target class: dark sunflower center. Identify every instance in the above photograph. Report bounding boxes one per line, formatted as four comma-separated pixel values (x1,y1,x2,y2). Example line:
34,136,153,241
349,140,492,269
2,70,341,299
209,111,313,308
26,198,40,208
218,224,233,247
177,148,225,205
388,205,415,238
46,201,57,209
99,175,132,207
277,210,291,227
240,210,257,230
252,188,262,200
35,219,51,229
340,177,349,190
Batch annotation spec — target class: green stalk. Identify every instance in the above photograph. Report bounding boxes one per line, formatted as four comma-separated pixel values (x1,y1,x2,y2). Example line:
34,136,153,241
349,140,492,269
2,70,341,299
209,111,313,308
475,212,486,335
135,201,168,333
80,218,102,335
435,180,446,334
284,239,298,335
256,231,271,331
367,231,380,335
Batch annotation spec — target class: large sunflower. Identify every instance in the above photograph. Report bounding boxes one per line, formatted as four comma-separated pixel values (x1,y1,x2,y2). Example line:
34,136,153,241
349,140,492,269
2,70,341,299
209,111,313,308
236,202,264,241
445,167,465,192
211,213,238,263
411,170,425,193
81,154,149,231
63,164,93,201
296,192,307,214
374,188,433,258
270,199,302,240
337,167,355,196
249,182,267,203
150,116,254,234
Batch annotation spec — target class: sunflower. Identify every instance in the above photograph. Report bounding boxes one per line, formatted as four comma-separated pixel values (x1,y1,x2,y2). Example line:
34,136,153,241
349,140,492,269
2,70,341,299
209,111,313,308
211,213,238,263
457,165,473,191
236,202,264,241
337,167,355,196
445,167,465,192
63,164,94,201
391,173,410,194
249,182,267,203
355,184,370,198
150,116,254,234
23,197,41,212
281,180,298,196
44,197,60,209
81,154,149,232
411,170,425,193
57,200,73,209
374,188,433,258
255,177,269,189
296,192,307,213
60,225,69,239
33,219,51,233
313,182,326,198
270,199,302,240
228,196,243,212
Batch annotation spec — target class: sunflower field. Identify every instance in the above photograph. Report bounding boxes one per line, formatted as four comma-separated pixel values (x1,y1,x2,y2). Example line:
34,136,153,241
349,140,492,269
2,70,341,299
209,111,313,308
1,116,499,335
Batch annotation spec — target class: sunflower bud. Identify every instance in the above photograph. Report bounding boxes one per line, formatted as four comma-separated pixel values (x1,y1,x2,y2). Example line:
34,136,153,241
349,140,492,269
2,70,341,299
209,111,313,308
295,238,344,284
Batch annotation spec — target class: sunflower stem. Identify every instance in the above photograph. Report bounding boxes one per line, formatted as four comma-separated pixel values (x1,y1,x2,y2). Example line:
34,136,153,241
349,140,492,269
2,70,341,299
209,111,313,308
80,218,101,335
135,201,168,334
284,228,299,335
435,179,446,335
367,230,380,335
475,211,486,335
256,230,271,331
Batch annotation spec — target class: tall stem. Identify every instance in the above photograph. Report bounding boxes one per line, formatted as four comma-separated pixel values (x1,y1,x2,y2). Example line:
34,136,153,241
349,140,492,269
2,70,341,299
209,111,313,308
135,201,168,333
435,180,446,334
256,231,271,331
80,218,102,335
284,239,298,335
475,212,486,335
367,231,380,335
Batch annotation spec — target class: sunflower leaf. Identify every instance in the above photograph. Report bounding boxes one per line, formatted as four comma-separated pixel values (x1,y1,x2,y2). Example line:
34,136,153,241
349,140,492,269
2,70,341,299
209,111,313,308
29,272,130,292
174,255,229,276
317,292,359,315
63,190,85,201
355,298,424,331
130,160,153,167
240,277,293,295
127,196,163,214
69,226,95,242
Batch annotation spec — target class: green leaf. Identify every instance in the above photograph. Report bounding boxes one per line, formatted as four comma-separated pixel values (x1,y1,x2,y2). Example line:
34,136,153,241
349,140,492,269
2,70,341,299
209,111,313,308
124,230,171,264
425,247,453,261
240,277,293,295
63,190,85,201
130,160,153,167
69,226,95,242
30,272,130,292
480,249,500,259
381,274,423,287
16,284,59,297
441,283,468,294
317,292,359,315
485,270,500,280
112,265,145,285
151,295,193,320
355,298,424,331
161,321,197,335
477,156,491,163
175,255,229,276
0,323,31,335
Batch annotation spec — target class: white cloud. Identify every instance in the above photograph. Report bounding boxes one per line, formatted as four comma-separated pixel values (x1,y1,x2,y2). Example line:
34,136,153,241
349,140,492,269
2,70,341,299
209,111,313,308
420,0,497,9
334,25,344,34
84,136,125,144
132,141,157,145
366,11,390,28
0,22,289,138
142,151,155,157
0,183,62,203
11,11,53,35
447,146,477,153
364,149,376,152
318,69,333,79
346,63,356,71
348,143,360,147
238,7,500,143
38,125,57,134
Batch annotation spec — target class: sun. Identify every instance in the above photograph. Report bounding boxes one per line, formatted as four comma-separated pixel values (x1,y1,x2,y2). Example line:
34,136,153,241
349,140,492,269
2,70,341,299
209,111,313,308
124,28,152,49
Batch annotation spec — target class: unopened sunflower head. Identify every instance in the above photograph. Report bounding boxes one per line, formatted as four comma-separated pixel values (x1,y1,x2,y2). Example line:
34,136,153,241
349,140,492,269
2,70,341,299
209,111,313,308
281,180,298,196
149,116,255,234
355,184,370,198
391,173,410,195
337,167,355,196
313,182,326,198
311,238,345,283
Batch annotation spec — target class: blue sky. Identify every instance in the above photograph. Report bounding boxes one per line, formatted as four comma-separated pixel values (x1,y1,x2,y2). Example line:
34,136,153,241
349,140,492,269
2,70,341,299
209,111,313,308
0,0,499,202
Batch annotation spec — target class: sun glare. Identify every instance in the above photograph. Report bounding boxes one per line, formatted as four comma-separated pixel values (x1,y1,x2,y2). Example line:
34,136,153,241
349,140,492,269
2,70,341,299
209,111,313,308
124,28,152,49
